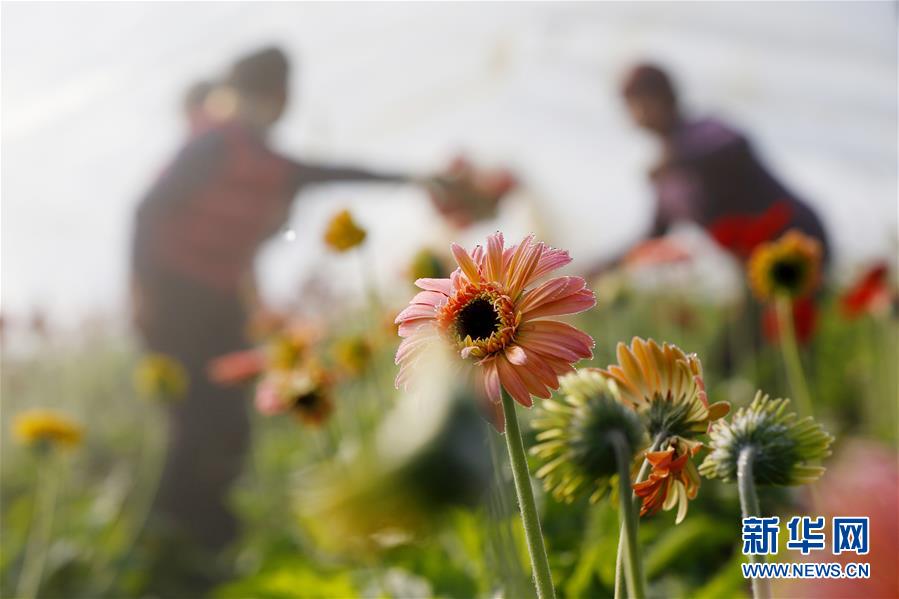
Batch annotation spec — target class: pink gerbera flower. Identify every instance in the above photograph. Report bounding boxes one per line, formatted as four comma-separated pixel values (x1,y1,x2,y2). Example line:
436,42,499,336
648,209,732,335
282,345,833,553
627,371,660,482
395,233,596,427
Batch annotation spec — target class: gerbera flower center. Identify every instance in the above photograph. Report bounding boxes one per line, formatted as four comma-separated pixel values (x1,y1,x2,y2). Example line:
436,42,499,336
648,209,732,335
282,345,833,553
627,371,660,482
436,281,518,360
457,297,501,341
293,391,321,411
771,259,803,290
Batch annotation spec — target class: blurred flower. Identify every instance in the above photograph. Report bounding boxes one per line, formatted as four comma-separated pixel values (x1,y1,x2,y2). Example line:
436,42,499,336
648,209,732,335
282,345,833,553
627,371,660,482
14,409,83,450
394,232,595,428
207,348,267,385
408,247,451,282
840,262,891,319
134,353,188,401
332,335,373,376
531,369,644,503
300,394,491,554
623,237,691,268
699,391,833,486
254,366,334,426
602,337,729,440
748,229,822,301
323,209,366,252
708,201,793,260
773,440,898,599
762,296,818,345
267,324,317,371
426,156,517,228
633,436,701,524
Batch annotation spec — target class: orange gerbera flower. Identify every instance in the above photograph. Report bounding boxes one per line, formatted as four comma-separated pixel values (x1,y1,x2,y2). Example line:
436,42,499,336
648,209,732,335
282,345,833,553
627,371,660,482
395,233,595,427
747,229,822,301
254,366,334,426
633,438,701,523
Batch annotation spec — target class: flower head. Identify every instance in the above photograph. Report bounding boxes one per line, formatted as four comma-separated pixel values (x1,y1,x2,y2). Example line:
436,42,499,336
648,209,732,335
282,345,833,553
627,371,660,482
602,337,729,440
332,335,373,376
134,353,188,401
268,325,316,371
748,229,822,301
14,409,83,450
699,391,834,486
255,366,334,426
394,233,595,427
323,209,366,252
841,262,891,319
531,369,644,503
633,436,701,524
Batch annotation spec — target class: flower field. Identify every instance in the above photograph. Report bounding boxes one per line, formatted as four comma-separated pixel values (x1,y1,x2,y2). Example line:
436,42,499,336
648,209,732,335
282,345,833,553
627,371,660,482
2,224,896,598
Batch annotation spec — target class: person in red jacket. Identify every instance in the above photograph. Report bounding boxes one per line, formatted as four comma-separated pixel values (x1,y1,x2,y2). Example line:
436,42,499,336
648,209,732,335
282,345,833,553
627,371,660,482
131,46,455,580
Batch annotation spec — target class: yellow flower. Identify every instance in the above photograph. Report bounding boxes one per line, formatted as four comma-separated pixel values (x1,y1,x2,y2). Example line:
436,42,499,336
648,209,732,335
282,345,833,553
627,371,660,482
323,209,366,252
134,353,188,401
332,336,373,376
747,229,822,301
14,409,83,450
602,337,729,440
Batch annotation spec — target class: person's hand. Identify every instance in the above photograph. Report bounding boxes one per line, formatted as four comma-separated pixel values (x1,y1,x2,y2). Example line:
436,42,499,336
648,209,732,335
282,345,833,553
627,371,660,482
424,156,517,228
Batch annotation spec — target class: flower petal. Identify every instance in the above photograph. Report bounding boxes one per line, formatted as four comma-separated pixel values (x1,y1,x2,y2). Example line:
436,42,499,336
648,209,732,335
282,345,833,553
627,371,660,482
496,354,533,407
451,243,481,283
415,278,452,295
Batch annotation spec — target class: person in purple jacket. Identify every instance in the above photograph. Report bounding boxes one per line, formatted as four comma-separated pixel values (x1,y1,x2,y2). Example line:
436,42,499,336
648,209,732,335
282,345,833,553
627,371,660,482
618,62,830,264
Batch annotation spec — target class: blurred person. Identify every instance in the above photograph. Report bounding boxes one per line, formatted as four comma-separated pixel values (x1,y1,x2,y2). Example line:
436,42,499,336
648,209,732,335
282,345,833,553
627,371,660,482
130,45,475,585
595,62,830,273
182,79,215,134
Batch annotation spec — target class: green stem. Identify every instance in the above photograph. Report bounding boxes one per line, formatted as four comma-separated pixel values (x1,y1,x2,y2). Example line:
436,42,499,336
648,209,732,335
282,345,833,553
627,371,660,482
614,433,666,599
500,387,556,599
612,433,645,599
775,296,813,417
16,453,60,599
737,446,769,599
92,410,166,595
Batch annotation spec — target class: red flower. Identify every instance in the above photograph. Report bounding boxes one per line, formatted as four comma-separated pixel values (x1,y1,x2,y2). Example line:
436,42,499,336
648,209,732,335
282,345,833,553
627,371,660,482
708,201,792,260
840,263,891,319
762,297,818,345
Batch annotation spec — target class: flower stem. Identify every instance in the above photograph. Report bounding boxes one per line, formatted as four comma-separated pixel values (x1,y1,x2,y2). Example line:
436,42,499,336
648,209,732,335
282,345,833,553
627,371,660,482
614,433,665,599
500,387,556,599
16,453,60,599
612,433,645,599
738,446,770,599
775,296,813,417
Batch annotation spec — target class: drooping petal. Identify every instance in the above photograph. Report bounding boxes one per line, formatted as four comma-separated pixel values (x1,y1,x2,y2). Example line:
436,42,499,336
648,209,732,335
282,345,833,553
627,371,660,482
482,358,502,404
496,354,533,407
